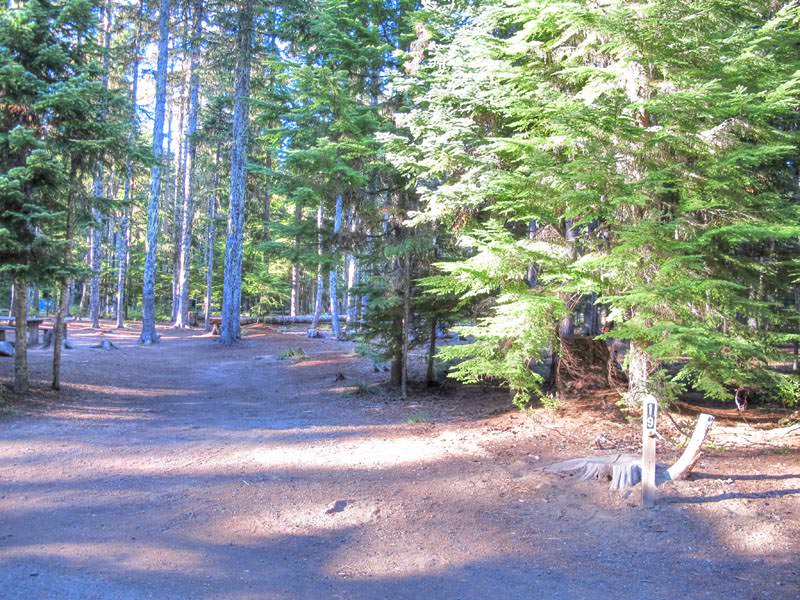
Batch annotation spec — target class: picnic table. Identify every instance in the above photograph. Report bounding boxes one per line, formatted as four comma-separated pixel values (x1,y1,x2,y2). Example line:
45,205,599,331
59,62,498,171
0,316,47,345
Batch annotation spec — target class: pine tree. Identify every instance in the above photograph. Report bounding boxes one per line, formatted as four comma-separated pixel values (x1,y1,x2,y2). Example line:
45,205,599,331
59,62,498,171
1,0,125,390
395,0,800,406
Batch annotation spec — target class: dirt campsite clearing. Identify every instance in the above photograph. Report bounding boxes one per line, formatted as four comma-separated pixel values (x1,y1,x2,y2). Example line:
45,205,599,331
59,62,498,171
0,322,798,600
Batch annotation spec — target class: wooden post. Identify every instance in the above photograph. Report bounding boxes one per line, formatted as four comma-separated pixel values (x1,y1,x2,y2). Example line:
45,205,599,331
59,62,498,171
642,393,658,508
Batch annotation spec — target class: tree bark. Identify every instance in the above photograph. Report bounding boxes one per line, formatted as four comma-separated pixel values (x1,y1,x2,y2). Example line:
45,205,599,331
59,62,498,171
401,253,412,399
88,2,113,330
329,193,343,339
13,279,28,393
204,146,220,330
116,1,143,329
290,201,302,317
52,161,79,390
345,206,358,329
308,202,325,337
175,0,204,328
220,0,253,345
140,0,170,344
425,317,437,386
171,74,187,324
627,340,650,406
526,218,539,287
88,207,103,328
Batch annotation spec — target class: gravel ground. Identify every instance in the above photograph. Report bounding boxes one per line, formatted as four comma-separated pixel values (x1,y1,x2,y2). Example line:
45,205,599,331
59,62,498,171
0,322,798,600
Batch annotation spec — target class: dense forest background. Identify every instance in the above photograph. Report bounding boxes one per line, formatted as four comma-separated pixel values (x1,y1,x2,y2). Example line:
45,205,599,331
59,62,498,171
2,0,799,410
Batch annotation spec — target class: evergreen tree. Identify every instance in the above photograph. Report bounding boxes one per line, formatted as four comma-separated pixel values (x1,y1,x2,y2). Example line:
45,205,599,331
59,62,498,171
1,0,123,391
395,0,800,406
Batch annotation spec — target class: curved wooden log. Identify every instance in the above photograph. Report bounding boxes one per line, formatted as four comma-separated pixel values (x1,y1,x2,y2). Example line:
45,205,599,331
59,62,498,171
666,413,715,481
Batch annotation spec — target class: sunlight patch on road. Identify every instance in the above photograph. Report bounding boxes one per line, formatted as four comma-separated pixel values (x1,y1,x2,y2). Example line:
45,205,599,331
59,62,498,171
246,430,487,470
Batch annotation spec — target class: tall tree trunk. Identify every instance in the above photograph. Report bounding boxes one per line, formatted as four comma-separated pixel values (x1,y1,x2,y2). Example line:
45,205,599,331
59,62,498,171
558,218,578,339
400,252,412,400
794,286,800,373
290,201,302,317
116,0,144,329
115,204,131,328
263,152,272,247
171,79,187,323
204,145,220,330
140,0,170,344
220,0,253,345
88,207,103,328
13,278,28,394
88,2,113,330
175,0,204,328
329,193,343,339
345,206,358,328
78,275,88,319
308,202,325,336
53,162,79,390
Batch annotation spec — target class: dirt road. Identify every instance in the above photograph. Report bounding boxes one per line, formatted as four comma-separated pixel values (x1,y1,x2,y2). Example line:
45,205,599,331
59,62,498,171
0,323,798,599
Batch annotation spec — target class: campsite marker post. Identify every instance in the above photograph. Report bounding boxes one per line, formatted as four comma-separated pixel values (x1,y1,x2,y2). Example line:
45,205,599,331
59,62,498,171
642,394,658,508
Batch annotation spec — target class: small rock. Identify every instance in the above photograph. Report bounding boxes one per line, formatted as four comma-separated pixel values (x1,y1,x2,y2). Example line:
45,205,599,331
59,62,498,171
326,500,349,514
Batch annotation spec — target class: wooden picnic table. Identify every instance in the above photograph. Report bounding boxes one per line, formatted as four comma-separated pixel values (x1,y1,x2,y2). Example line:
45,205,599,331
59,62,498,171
0,317,47,345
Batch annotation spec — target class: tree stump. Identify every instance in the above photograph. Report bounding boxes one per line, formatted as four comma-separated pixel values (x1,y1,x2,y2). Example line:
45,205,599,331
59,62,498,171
543,413,715,492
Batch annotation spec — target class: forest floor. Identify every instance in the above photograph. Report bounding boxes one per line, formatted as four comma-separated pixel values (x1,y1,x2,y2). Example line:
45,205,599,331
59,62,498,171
0,322,798,600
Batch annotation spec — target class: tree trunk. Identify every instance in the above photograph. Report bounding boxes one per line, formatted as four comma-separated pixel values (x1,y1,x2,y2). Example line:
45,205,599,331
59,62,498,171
558,218,578,338
627,340,650,407
329,193,343,339
140,0,170,344
308,202,325,337
220,0,253,346
171,76,187,324
426,317,437,386
794,286,800,373
53,161,78,390
526,219,539,287
88,3,113,330
204,146,220,330
401,253,412,399
263,152,272,247
116,0,143,329
345,207,358,329
175,0,204,328
88,208,103,328
13,279,28,393
78,276,88,319
290,201,302,317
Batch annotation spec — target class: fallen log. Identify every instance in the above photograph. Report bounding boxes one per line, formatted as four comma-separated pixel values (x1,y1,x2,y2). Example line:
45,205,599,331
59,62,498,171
264,315,331,324
256,314,366,325
544,412,715,491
